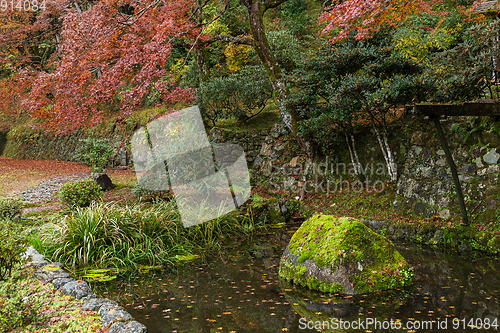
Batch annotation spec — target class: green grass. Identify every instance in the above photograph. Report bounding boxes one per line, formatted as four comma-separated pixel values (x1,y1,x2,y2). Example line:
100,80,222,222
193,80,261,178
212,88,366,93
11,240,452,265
31,201,264,271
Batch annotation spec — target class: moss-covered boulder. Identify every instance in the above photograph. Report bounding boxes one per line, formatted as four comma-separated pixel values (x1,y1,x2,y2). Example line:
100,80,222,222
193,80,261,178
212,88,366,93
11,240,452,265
279,215,413,294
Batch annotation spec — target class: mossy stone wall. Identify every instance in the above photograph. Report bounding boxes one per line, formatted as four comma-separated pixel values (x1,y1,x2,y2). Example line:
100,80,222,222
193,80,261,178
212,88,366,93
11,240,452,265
2,125,132,165
0,122,270,169
252,115,500,223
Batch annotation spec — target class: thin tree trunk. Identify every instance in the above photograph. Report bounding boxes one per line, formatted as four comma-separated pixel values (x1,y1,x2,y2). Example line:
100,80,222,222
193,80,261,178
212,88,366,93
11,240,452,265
382,126,397,181
345,132,358,175
194,0,210,84
372,122,395,181
240,0,315,160
350,133,364,178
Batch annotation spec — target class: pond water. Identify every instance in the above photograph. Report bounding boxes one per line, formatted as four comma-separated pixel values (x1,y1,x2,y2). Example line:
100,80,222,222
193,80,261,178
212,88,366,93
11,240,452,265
94,230,500,333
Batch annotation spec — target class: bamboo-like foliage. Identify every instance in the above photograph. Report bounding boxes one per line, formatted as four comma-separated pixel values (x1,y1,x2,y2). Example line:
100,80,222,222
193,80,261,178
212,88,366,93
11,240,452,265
32,201,262,270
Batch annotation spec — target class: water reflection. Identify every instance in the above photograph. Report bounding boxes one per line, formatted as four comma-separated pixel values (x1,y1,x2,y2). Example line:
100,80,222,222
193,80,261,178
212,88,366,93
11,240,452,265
94,233,500,333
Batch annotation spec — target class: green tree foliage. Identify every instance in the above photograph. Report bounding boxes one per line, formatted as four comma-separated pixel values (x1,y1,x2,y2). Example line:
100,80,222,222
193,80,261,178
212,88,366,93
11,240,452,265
198,65,273,125
292,36,430,146
426,19,500,102
265,30,303,72
291,35,431,178
277,0,315,37
392,11,467,65
73,138,114,173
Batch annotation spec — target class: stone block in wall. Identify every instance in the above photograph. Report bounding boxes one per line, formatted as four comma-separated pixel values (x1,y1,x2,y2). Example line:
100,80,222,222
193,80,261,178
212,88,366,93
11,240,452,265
61,280,95,299
411,131,427,146
483,148,500,165
108,321,147,333
99,303,133,327
52,277,77,289
261,160,273,177
35,264,70,282
260,142,273,156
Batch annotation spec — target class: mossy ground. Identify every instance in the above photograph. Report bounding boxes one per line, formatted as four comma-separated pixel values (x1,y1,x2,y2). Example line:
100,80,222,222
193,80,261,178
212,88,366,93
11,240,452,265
279,215,413,294
0,262,105,332
255,180,500,254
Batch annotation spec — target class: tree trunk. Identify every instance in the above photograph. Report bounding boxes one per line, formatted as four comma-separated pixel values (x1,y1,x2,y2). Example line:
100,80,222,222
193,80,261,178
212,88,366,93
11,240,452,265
372,122,397,181
382,126,397,181
240,0,315,160
350,133,364,178
345,133,358,175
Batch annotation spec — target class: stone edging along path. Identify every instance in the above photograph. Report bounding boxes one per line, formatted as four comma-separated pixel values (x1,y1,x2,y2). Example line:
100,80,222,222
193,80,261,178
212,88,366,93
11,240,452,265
23,246,147,333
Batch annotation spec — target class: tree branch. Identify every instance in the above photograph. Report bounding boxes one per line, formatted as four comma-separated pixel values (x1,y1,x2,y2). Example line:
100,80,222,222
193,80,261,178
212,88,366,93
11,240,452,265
179,1,230,68
204,35,254,45
262,0,288,9
322,0,335,12
116,0,161,26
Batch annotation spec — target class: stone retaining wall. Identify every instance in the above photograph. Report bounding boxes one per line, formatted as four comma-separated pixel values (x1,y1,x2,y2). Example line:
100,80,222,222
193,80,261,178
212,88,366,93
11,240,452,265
362,218,500,254
3,126,132,167
209,127,271,167
2,123,271,169
24,247,147,333
249,116,500,223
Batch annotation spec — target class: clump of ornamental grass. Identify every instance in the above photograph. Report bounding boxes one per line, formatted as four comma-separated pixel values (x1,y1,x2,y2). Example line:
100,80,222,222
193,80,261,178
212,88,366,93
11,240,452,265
31,201,262,270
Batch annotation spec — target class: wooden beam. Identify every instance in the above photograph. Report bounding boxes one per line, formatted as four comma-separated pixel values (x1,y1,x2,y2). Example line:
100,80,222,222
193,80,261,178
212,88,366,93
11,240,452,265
431,116,469,226
409,103,500,117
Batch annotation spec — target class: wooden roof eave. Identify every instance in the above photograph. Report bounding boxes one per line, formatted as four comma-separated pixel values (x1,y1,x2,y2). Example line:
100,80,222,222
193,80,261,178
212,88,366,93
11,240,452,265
472,0,500,15
406,103,500,117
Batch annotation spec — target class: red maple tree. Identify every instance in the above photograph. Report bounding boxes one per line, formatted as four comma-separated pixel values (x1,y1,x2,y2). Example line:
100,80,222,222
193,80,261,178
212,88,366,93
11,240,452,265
1,0,314,157
319,0,479,43
2,0,200,132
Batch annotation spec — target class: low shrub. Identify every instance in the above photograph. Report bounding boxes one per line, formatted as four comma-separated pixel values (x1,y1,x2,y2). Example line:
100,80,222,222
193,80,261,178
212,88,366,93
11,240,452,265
0,198,23,219
73,137,114,173
59,179,102,208
0,218,29,280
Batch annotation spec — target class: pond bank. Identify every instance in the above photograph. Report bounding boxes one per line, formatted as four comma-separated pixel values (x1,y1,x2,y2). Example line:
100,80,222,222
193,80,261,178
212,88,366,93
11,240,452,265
362,218,500,254
23,247,147,333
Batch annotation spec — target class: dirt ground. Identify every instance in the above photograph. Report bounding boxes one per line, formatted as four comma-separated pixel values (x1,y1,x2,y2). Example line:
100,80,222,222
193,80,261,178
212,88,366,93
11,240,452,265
0,156,93,198
0,156,137,213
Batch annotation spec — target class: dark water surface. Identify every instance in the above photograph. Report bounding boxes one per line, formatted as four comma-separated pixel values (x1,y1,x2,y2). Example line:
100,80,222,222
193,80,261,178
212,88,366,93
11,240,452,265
94,231,500,333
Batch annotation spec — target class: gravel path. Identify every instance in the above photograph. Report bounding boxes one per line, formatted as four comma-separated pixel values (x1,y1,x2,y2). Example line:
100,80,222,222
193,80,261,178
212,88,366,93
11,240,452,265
21,173,92,203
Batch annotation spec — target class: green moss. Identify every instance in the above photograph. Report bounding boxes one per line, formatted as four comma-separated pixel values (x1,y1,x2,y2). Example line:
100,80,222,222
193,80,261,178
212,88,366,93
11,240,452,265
42,264,63,271
267,198,285,223
0,263,104,332
281,215,413,294
305,276,344,293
